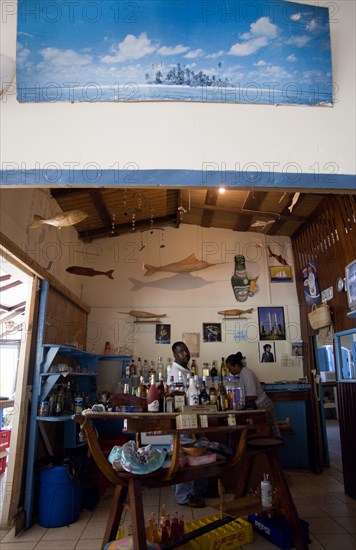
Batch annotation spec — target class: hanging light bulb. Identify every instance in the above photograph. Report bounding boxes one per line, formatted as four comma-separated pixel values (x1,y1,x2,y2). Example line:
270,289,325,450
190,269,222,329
160,230,165,248
132,212,136,231
150,209,154,234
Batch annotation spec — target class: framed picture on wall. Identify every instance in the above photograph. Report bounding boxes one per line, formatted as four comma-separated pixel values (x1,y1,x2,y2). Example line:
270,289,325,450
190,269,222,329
182,333,200,357
259,341,276,363
258,307,286,340
202,323,222,343
269,265,293,282
155,323,171,344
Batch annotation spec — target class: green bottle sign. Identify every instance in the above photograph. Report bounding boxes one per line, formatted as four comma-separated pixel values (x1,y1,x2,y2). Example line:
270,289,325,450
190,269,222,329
231,255,250,302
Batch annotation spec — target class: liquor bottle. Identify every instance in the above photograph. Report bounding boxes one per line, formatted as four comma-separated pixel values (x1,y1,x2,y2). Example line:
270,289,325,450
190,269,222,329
137,357,142,376
202,363,210,377
142,359,149,380
165,376,174,413
220,357,228,377
234,375,245,409
209,377,218,406
55,389,63,416
129,359,136,376
210,361,218,377
178,514,185,537
149,361,156,377
147,374,159,412
173,372,186,412
231,254,250,302
166,357,172,378
218,378,229,411
194,374,200,394
186,374,199,406
157,374,165,412
157,357,164,379
190,359,197,375
199,376,210,405
137,375,148,399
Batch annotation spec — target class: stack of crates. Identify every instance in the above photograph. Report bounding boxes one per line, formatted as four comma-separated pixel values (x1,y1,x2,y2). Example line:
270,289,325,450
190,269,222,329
180,513,253,550
0,429,11,474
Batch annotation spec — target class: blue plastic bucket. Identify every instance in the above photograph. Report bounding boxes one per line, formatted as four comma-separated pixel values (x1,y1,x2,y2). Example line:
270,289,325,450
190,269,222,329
38,465,82,527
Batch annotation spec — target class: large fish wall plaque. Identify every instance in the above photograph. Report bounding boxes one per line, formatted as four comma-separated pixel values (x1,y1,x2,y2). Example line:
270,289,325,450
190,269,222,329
144,254,224,276
28,210,87,229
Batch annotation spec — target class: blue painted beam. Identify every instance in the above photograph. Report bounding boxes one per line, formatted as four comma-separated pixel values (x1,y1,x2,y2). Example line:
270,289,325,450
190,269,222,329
1,169,355,190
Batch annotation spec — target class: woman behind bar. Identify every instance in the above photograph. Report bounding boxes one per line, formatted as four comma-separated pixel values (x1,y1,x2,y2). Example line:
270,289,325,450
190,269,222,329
226,352,281,438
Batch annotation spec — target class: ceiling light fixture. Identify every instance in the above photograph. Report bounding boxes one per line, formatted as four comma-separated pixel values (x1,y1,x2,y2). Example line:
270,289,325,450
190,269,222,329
219,187,226,194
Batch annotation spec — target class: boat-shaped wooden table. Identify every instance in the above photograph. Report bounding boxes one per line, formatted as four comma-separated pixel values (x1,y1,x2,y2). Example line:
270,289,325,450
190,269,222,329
74,410,308,550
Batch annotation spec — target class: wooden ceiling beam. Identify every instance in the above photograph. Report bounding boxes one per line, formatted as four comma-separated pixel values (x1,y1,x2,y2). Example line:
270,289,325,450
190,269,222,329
188,201,306,222
243,191,269,211
201,189,219,228
0,275,11,283
0,301,26,312
88,189,113,228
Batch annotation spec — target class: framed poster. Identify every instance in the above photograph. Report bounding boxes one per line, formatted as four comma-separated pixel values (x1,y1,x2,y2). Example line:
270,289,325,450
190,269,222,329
258,307,286,340
155,323,171,344
16,0,333,106
202,323,222,343
182,333,200,357
269,266,293,283
259,342,276,363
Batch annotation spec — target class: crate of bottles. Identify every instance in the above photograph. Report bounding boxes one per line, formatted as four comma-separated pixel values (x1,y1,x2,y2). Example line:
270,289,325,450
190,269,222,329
181,513,253,550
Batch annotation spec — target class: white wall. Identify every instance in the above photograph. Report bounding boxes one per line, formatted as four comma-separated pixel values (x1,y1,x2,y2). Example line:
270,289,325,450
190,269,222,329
0,188,83,296
0,0,355,178
80,224,303,384
1,188,303,383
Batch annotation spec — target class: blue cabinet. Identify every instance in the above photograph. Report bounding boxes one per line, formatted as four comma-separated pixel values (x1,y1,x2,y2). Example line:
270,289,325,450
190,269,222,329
263,384,311,469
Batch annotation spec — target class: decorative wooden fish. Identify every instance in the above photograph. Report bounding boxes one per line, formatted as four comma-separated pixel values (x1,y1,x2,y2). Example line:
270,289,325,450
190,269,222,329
119,310,167,323
120,310,167,319
267,246,288,266
28,209,88,229
66,266,114,279
144,253,221,276
218,308,254,317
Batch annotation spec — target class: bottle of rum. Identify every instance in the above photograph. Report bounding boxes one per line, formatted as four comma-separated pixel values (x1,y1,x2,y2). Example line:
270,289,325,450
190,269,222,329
157,374,165,412
209,377,218,406
210,361,218,377
199,377,210,406
218,378,228,411
190,359,197,376
137,375,148,399
165,376,174,413
173,372,186,412
220,357,228,377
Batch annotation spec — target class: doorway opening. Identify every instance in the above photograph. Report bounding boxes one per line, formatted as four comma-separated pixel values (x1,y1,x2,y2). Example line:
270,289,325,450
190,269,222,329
0,255,36,529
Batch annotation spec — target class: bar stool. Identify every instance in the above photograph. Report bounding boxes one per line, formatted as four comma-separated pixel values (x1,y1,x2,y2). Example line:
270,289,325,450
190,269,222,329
224,435,309,550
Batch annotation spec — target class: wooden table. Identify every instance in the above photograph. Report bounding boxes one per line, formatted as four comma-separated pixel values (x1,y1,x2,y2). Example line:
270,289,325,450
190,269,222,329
75,410,308,550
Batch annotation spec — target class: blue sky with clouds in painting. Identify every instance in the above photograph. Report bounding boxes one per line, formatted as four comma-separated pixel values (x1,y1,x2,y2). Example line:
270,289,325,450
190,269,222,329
16,0,333,103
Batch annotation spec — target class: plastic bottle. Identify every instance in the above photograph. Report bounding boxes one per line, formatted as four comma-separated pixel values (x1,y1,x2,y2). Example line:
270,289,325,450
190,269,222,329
261,473,272,508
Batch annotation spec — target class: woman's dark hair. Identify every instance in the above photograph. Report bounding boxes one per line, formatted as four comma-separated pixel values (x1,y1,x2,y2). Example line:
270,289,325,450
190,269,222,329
226,352,244,367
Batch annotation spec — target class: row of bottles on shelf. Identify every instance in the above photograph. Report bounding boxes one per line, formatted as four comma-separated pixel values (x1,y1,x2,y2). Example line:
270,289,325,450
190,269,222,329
124,356,229,380
118,371,245,413
38,381,94,417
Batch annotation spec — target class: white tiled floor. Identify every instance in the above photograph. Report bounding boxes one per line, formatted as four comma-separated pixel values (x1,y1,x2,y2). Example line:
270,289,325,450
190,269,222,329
1,466,356,549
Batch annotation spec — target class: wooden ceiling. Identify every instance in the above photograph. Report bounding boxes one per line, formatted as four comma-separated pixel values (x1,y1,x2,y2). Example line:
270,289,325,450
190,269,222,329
50,187,333,242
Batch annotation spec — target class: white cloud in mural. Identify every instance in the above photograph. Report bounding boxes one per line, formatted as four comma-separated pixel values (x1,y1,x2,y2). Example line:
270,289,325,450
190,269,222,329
229,17,278,57
102,33,157,63
184,49,204,59
157,44,190,56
